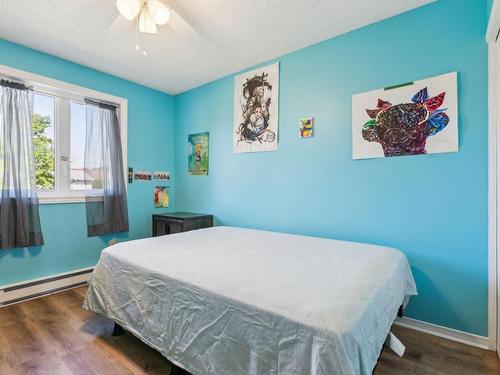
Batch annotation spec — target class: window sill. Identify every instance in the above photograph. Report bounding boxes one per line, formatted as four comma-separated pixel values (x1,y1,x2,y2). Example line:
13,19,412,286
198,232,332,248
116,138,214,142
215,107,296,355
39,196,86,204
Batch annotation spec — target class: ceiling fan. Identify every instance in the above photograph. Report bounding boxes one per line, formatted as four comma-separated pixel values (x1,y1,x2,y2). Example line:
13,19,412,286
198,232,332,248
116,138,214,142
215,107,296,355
116,0,170,34
111,0,201,56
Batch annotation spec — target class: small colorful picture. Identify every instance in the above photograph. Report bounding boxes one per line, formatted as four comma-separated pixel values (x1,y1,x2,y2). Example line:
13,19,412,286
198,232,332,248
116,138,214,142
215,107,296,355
134,170,152,181
153,186,169,208
154,171,170,180
188,132,209,175
299,118,313,138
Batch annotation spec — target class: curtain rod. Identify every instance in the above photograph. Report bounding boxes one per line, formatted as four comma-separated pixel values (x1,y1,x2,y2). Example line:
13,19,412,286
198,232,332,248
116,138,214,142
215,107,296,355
0,73,27,84
0,76,33,90
84,98,119,110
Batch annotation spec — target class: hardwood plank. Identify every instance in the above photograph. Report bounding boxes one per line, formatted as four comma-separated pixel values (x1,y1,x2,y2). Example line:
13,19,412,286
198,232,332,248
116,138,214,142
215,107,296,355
59,351,98,375
376,353,448,375
387,325,500,375
0,349,14,375
0,303,27,328
34,318,89,355
12,352,73,375
0,286,498,375
61,344,138,375
374,326,500,375
0,319,52,368
18,297,68,324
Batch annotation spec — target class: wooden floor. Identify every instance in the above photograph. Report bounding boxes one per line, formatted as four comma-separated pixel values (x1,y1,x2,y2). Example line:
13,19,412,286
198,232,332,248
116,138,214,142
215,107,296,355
0,287,499,375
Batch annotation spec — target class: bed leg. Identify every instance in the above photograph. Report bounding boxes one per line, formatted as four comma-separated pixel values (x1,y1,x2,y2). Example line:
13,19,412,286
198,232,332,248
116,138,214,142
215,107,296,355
398,305,404,318
111,323,125,336
385,331,405,357
170,364,190,375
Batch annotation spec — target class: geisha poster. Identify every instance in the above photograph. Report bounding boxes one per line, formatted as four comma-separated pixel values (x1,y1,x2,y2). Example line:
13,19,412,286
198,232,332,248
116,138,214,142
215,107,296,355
233,63,279,153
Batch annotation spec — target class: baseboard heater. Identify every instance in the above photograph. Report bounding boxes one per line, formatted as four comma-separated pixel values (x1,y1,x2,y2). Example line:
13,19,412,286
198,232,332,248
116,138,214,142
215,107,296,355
0,267,94,307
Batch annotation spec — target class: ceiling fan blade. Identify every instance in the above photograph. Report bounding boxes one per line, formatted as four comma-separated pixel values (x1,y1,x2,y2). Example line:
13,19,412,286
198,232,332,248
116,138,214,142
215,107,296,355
167,7,202,41
107,15,136,35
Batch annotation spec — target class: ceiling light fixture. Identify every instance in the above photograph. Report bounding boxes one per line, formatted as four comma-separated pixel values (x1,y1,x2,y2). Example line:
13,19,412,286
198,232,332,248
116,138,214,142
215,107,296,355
116,0,170,34
116,0,141,21
138,6,157,34
148,0,170,25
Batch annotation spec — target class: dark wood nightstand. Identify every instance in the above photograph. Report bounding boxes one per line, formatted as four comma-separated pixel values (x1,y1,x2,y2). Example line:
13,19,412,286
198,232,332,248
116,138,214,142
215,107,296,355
152,212,213,237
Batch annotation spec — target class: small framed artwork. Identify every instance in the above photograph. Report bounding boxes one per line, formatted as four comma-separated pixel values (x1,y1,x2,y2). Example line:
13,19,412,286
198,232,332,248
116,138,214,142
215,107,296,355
153,186,169,208
299,118,313,138
128,167,133,183
188,132,209,176
154,171,170,180
134,170,152,181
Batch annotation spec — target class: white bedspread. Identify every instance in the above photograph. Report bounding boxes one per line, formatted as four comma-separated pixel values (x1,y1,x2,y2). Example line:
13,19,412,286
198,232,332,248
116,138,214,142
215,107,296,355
83,226,417,375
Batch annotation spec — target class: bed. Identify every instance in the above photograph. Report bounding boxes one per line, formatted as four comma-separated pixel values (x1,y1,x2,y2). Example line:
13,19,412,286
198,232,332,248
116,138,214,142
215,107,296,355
83,226,417,375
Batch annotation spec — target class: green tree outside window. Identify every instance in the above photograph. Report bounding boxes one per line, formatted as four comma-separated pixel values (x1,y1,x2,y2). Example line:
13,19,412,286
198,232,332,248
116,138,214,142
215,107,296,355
32,114,55,189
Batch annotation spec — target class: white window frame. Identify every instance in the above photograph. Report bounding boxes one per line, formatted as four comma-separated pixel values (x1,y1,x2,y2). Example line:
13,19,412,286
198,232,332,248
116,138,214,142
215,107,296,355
0,64,128,204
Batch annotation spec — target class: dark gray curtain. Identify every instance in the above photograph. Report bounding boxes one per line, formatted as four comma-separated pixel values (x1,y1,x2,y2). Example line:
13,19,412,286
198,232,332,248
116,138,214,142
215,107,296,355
0,79,44,249
84,100,128,236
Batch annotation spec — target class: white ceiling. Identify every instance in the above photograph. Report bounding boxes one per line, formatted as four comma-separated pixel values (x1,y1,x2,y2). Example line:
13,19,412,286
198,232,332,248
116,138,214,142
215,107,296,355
0,0,434,95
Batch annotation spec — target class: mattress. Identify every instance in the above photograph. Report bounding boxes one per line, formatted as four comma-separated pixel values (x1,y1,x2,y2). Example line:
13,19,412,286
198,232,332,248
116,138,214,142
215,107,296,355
83,226,417,375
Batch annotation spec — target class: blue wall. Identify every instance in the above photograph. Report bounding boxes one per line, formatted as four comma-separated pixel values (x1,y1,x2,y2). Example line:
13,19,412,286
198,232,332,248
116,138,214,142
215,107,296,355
174,0,489,336
0,40,176,285
0,0,490,337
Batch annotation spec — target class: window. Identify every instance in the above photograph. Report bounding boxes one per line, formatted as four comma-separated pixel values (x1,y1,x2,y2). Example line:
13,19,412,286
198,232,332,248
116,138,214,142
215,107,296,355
32,93,56,190
69,101,88,190
0,65,128,203
34,92,126,203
